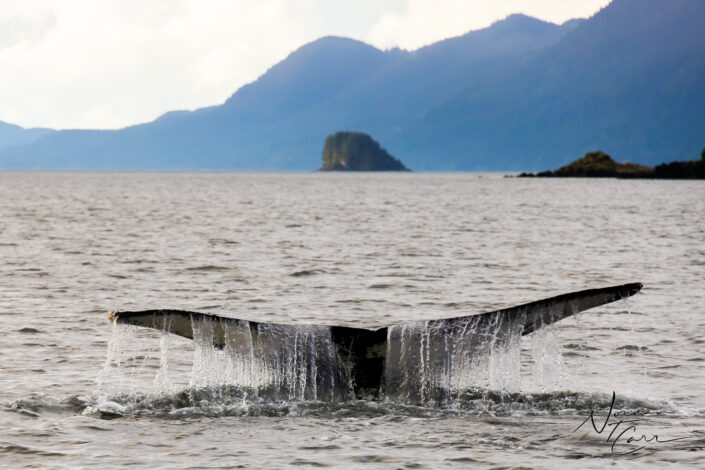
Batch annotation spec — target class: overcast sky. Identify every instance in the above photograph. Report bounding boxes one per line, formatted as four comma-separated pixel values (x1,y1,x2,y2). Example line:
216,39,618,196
0,0,609,130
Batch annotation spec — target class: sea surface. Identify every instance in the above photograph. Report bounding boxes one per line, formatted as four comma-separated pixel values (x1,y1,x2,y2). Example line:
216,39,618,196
1,172,703,469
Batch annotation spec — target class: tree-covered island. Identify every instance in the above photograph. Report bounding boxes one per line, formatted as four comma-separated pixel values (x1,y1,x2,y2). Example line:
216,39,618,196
519,149,705,179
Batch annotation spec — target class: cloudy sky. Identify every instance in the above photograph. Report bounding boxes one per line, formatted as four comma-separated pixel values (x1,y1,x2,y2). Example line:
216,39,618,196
0,0,609,130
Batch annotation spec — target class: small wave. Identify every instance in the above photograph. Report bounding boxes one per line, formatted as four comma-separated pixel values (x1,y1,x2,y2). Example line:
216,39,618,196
616,345,649,351
451,389,663,416
55,387,688,420
208,238,239,245
17,327,41,334
185,265,229,272
291,269,325,277
563,343,598,351
0,444,65,457
6,394,87,416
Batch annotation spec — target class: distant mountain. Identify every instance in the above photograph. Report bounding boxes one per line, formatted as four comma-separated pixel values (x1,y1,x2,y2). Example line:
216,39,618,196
402,0,705,169
1,0,704,170
0,121,53,151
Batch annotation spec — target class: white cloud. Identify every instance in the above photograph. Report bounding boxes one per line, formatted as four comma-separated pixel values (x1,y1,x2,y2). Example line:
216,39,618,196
0,0,314,129
0,0,608,130
367,0,610,49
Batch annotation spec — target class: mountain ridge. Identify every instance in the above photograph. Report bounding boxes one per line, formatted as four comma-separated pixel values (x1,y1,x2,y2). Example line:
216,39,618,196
0,121,54,152
1,0,704,170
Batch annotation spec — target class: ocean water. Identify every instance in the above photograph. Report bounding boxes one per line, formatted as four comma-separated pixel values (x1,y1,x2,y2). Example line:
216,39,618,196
1,172,703,468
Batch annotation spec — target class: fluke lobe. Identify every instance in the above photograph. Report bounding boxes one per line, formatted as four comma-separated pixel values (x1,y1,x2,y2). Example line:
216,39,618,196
108,283,642,399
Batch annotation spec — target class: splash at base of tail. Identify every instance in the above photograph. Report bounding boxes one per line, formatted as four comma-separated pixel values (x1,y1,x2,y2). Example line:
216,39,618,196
108,283,642,400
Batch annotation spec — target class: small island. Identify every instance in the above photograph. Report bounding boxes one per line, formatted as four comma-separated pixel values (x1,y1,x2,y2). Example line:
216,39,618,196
319,131,409,171
519,149,705,179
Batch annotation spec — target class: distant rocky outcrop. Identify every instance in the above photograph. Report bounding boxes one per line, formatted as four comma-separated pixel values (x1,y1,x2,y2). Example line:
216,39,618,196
319,132,409,171
519,150,705,179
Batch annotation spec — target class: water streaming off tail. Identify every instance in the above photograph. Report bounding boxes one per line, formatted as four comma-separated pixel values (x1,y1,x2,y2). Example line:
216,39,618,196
528,324,566,391
97,320,164,397
154,330,172,395
216,321,348,401
385,310,525,405
523,300,575,392
96,302,613,408
97,317,349,404
189,317,219,389
623,296,650,389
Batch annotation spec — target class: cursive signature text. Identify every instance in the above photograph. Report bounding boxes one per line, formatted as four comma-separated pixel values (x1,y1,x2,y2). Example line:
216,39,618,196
573,391,688,455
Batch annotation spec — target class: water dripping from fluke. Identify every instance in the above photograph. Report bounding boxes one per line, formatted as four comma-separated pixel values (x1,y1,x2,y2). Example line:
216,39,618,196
98,283,642,411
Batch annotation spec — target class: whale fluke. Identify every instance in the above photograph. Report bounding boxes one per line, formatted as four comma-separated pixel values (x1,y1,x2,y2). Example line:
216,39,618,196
108,282,642,398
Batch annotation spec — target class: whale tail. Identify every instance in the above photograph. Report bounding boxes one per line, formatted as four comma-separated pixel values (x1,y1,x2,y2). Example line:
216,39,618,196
108,282,642,398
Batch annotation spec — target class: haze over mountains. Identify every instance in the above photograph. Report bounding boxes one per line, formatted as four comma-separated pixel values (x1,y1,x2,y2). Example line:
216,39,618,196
1,0,703,171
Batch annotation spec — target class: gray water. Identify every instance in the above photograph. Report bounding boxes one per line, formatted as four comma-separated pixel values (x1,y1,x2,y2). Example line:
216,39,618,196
1,172,703,468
